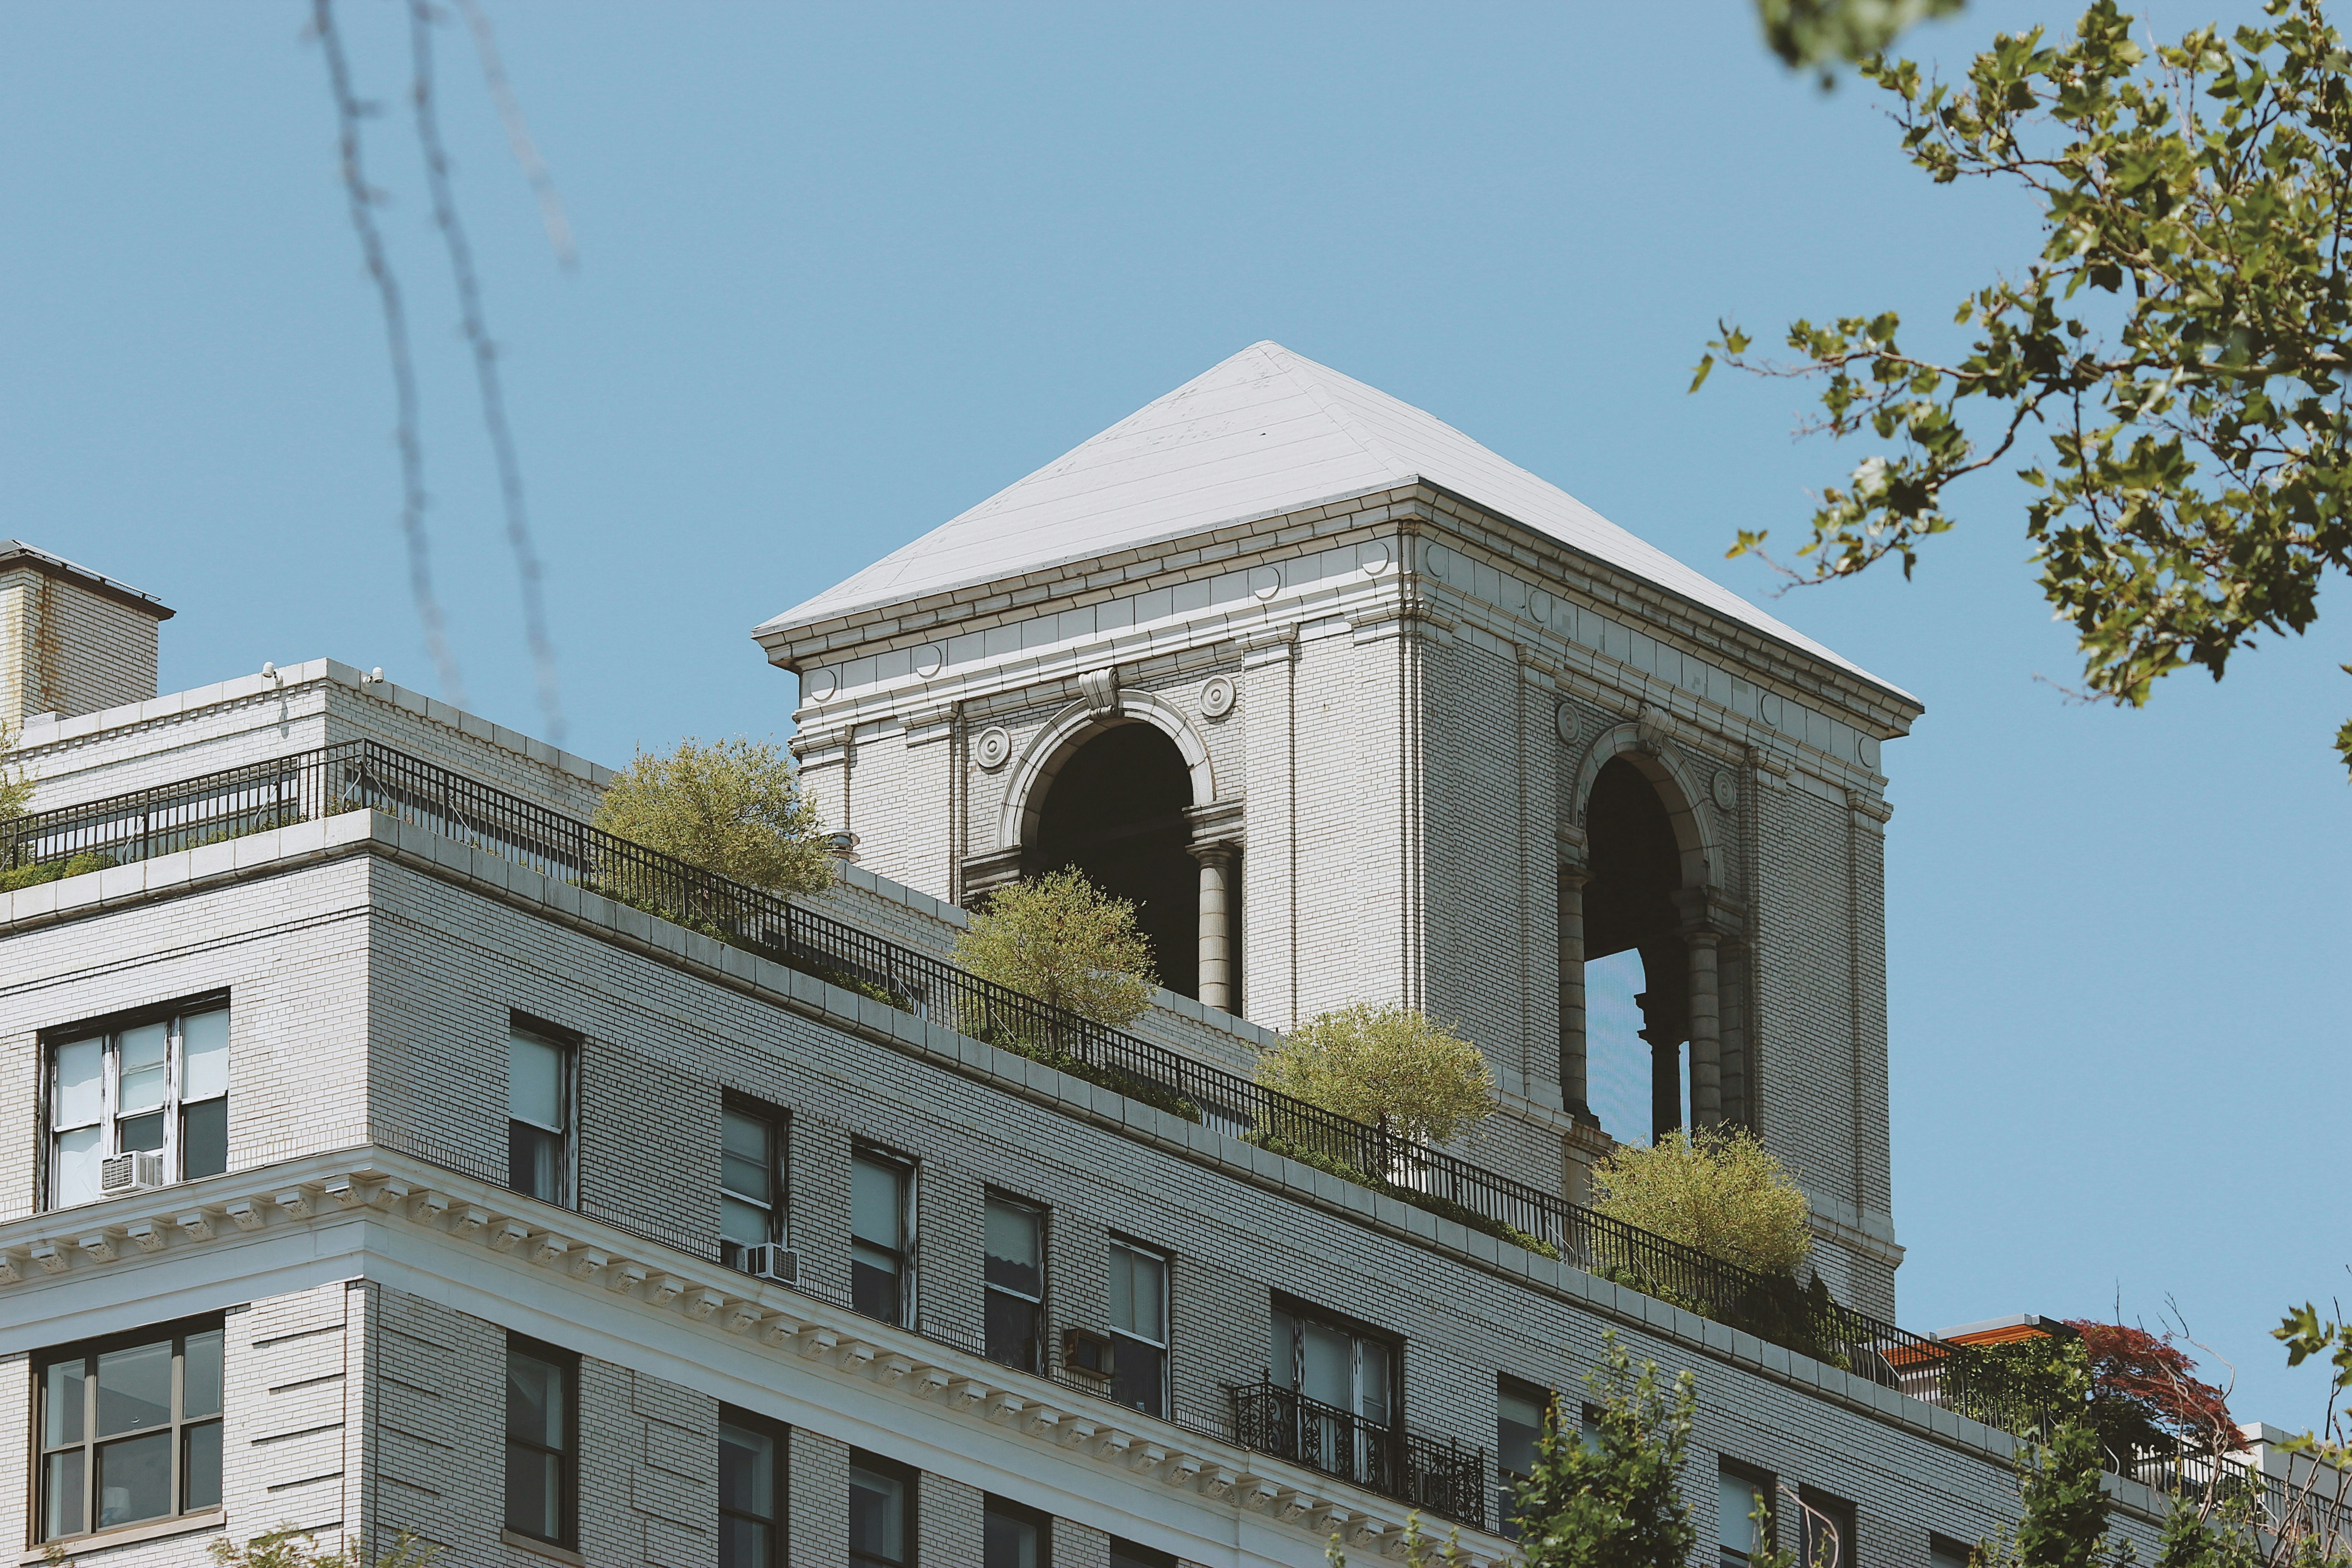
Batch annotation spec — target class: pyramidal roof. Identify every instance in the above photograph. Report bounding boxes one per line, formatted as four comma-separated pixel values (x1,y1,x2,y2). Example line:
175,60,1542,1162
762,341,1894,693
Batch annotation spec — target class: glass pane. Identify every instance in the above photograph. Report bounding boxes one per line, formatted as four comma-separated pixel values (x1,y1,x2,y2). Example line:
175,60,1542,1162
509,1122,563,1202
54,1123,102,1209
848,1463,906,1561
852,1250,901,1323
505,1443,563,1539
722,1193,771,1249
1498,1387,1546,1477
1358,1338,1391,1426
506,1349,565,1447
1300,1322,1352,1410
984,1197,1040,1295
118,1108,165,1154
95,1428,172,1528
41,1450,86,1540
182,1098,229,1180
54,1038,103,1129
181,1009,230,1100
507,1031,564,1130
851,1156,902,1250
985,1290,1040,1372
719,1515,771,1568
1721,1472,1764,1555
184,1419,223,1510
95,1339,173,1436
1111,1338,1165,1419
985,1507,1041,1568
1270,1308,1296,1390
44,1357,88,1446
718,1421,775,1517
183,1329,225,1419
722,1110,772,1203
1111,1245,1163,1342
118,1021,169,1115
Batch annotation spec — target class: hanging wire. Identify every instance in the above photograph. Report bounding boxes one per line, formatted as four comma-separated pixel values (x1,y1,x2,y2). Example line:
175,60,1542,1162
452,0,577,272
313,0,469,709
410,0,566,742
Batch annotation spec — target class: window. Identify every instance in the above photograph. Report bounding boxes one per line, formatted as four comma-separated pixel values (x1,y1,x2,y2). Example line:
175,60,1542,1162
984,1495,1049,1568
47,1002,230,1209
1931,1536,1975,1568
722,1103,784,1271
851,1149,912,1325
1497,1379,1551,1540
1108,1542,1176,1568
1107,1240,1168,1418
1271,1302,1396,1481
848,1450,913,1568
985,1194,1044,1372
36,1319,224,1543
1798,1488,1854,1568
718,1409,784,1568
1719,1464,1774,1568
504,1338,576,1547
507,1025,571,1204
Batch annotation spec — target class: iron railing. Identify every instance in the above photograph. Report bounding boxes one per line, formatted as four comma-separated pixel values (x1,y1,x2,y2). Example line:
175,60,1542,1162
0,739,2173,1458
1231,1380,1486,1529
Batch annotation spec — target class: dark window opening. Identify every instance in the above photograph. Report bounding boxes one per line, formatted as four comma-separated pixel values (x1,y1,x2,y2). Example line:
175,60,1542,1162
1109,1542,1177,1568
1798,1487,1854,1568
722,1102,784,1272
852,1148,912,1326
1719,1463,1775,1568
1497,1377,1553,1541
719,1409,784,1568
985,1193,1044,1372
984,1495,1050,1568
507,1025,571,1204
504,1337,576,1547
1029,722,1197,998
849,1450,914,1568
1583,757,1690,1143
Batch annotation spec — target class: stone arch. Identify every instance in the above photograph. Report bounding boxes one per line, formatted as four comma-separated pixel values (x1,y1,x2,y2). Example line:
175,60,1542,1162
1564,720,1718,892
995,691,1215,854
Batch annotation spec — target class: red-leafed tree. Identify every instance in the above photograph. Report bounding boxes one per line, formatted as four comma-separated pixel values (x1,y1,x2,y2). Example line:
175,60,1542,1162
2067,1320,2240,1459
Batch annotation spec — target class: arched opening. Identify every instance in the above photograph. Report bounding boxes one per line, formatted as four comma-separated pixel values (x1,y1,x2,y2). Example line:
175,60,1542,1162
1583,757,1689,1143
1029,722,1200,999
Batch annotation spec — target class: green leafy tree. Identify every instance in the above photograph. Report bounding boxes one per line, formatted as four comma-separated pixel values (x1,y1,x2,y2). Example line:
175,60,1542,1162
1698,0,2352,774
1509,1331,1700,1568
0,725,32,829
953,866,1156,1027
1254,1003,1497,1147
593,736,830,895
203,1530,439,1568
1589,1127,1814,1277
1759,0,1963,75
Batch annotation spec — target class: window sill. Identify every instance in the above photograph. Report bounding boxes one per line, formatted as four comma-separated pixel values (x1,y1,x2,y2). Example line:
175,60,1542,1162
23,1509,225,1562
500,1529,587,1566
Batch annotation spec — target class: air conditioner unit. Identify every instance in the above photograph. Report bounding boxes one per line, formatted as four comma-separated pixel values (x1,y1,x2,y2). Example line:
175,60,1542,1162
100,1152,167,1196
1062,1327,1115,1381
740,1244,799,1284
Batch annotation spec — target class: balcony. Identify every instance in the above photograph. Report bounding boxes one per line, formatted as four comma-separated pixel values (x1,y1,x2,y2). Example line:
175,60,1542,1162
1229,1380,1486,1531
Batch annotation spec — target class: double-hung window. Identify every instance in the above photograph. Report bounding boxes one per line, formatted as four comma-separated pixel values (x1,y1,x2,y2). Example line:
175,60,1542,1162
1719,1464,1774,1568
48,1002,230,1209
984,1495,1049,1568
504,1337,577,1548
851,1148,912,1325
718,1408,784,1568
1107,1240,1169,1419
849,1450,914,1568
1798,1488,1853,1568
1497,1378,1551,1540
506,1025,571,1204
36,1319,224,1543
984,1194,1044,1372
722,1103,784,1272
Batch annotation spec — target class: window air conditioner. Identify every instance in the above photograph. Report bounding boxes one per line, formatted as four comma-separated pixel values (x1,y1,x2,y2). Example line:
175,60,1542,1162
99,1152,167,1195
1062,1327,1115,1381
740,1243,799,1284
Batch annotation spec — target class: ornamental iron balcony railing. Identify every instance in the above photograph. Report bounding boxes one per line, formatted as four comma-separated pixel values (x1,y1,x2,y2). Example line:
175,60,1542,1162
0,736,2247,1499
1230,1380,1485,1530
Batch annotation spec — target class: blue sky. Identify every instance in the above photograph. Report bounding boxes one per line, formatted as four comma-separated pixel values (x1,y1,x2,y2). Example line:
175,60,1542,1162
5,3,2342,1429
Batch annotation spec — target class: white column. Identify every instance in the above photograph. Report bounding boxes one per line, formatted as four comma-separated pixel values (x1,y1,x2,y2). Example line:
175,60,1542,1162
1192,844,1235,1013
1686,930,1722,1130
1557,862,1592,1123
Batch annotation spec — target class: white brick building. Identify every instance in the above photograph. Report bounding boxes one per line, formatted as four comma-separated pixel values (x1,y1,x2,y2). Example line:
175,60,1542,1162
0,347,2202,1567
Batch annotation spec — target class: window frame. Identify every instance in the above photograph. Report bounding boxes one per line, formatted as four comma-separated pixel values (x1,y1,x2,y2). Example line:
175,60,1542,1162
1495,1375,1555,1541
1107,1237,1171,1419
1718,1460,1778,1568
720,1097,788,1273
982,1493,1052,1568
849,1145,916,1327
716,1404,787,1568
42,994,231,1212
505,1018,577,1208
502,1333,579,1549
33,1313,227,1546
848,1447,917,1568
983,1191,1046,1373
1797,1486,1855,1568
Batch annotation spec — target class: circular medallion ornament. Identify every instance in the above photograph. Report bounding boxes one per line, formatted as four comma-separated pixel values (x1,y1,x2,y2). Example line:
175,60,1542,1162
1247,565,1282,600
974,726,1012,770
1712,769,1739,810
1361,540,1392,575
1529,588,1554,625
1555,704,1581,746
1424,543,1451,580
804,668,838,703
913,643,945,678
1200,676,1236,719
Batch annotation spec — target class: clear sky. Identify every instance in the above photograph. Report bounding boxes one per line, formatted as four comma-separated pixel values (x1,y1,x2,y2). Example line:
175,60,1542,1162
5,3,2342,1430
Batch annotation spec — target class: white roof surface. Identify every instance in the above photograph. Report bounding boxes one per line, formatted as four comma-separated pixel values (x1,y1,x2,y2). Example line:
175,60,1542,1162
762,341,1893,692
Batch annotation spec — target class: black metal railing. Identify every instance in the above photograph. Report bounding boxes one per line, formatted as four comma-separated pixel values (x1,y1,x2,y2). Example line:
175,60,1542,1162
0,739,2136,1449
1231,1380,1485,1529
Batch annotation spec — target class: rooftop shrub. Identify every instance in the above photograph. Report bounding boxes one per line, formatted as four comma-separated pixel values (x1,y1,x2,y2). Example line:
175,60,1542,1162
1253,1003,1496,1148
592,737,830,896
1588,1127,1812,1278
952,866,1155,1028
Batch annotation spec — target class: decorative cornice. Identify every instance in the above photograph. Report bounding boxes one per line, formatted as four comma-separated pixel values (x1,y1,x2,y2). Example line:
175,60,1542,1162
0,1147,1514,1565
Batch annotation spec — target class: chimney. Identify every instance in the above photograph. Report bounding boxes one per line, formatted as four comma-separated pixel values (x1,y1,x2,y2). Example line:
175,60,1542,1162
0,541,174,731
